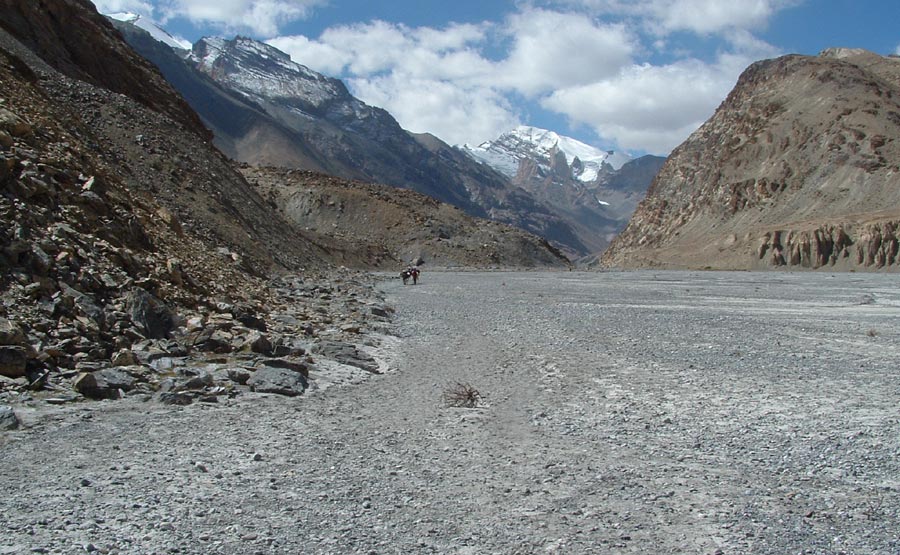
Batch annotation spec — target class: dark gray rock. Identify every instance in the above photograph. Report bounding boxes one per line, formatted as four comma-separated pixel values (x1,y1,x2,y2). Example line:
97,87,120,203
0,318,25,346
226,367,252,385
313,340,380,373
247,367,307,396
257,358,309,377
73,368,135,399
0,346,28,378
126,287,175,339
0,405,18,430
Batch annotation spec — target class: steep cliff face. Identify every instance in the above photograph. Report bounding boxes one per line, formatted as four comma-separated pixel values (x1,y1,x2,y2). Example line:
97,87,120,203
602,49,900,270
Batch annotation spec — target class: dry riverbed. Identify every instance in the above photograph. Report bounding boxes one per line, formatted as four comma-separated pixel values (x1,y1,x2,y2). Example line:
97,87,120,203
2,271,899,554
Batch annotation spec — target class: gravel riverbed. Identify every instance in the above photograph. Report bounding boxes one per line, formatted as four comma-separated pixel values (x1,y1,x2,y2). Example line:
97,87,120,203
2,271,899,554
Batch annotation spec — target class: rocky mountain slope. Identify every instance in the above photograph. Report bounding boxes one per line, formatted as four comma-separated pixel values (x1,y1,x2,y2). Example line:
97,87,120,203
110,22,594,257
463,126,665,255
243,166,570,269
602,48,900,270
0,0,564,408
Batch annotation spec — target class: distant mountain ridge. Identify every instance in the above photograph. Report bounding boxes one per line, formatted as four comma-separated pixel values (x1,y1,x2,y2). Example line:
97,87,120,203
108,17,666,258
461,125,665,255
110,21,613,256
461,125,632,183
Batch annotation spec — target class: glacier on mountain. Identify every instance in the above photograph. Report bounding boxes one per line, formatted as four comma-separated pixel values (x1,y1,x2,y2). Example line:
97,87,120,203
460,126,631,184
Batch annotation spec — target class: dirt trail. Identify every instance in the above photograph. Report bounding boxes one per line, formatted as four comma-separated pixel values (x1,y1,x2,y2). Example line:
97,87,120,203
2,271,899,554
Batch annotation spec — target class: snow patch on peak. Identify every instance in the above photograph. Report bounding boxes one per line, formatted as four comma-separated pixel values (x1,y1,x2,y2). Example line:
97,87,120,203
190,36,366,113
460,126,632,183
106,12,192,51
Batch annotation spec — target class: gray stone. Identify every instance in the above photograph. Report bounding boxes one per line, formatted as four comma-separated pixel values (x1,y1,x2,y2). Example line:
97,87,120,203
258,358,309,377
0,346,28,378
157,391,193,405
73,368,135,400
226,367,252,385
0,318,26,346
247,367,307,397
313,340,380,373
0,405,18,430
126,287,175,339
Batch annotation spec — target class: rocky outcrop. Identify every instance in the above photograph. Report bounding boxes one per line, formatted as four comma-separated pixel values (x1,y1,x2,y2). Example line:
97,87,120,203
602,49,900,270
242,166,571,269
0,0,210,141
0,1,395,407
754,221,899,269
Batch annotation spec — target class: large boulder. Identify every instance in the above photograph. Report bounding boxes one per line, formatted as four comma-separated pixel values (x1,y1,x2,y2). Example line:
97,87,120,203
313,340,380,373
0,346,28,378
0,318,25,345
73,368,136,399
126,288,175,339
247,367,307,397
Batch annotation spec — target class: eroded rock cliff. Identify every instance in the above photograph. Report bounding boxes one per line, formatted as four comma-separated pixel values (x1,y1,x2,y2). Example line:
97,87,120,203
602,48,900,270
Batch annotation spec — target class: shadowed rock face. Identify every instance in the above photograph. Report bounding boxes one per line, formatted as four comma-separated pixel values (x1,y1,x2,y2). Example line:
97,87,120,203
0,0,210,141
602,48,900,271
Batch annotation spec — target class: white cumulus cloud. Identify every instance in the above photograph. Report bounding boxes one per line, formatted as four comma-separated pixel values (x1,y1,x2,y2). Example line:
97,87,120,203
90,0,156,16
544,0,798,35
349,76,520,147
495,9,637,95
542,54,752,154
93,0,324,36
164,0,325,37
270,20,513,145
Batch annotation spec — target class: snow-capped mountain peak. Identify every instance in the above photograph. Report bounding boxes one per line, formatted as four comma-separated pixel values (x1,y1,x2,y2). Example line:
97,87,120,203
461,125,631,183
188,36,357,112
105,12,192,51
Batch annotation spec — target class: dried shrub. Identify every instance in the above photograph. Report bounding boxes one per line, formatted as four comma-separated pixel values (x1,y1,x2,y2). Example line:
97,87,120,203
442,382,482,408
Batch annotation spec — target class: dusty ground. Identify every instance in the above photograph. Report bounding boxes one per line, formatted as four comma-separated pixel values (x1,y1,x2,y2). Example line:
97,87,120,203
2,271,899,554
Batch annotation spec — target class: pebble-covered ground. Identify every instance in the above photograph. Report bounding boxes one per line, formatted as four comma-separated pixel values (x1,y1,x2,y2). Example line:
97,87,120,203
2,271,899,554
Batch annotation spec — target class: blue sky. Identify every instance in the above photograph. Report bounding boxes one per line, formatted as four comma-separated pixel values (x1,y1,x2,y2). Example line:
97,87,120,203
91,0,900,156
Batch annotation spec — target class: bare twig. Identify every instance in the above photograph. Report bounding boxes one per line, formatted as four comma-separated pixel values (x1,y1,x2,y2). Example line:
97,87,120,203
442,382,482,408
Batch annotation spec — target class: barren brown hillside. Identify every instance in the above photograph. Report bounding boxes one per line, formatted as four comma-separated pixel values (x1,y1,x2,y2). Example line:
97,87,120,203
602,48,900,270
243,167,570,269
